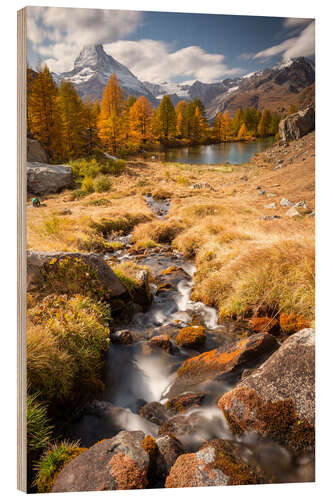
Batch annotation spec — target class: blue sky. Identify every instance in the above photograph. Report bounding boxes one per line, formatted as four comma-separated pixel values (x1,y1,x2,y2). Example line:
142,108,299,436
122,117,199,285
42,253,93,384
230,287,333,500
27,7,315,84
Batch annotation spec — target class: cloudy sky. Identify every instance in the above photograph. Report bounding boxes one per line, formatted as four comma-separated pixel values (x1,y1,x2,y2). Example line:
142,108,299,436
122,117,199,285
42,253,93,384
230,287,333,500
27,7,315,84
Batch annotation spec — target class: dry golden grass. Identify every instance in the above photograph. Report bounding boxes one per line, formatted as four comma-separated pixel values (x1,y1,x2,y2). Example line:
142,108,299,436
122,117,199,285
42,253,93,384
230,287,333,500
27,133,315,323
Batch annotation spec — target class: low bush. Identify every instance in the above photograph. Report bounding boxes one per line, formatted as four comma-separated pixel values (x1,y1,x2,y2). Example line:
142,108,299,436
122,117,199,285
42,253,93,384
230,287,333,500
27,393,53,460
85,198,112,207
40,256,109,300
91,214,150,237
113,261,152,298
35,440,87,493
27,294,111,403
39,216,61,237
70,189,87,201
77,232,121,253
93,175,111,193
81,176,94,193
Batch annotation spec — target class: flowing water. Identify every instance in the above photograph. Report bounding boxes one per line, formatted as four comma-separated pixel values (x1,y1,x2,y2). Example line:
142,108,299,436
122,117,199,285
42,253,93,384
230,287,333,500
64,194,314,484
160,137,275,165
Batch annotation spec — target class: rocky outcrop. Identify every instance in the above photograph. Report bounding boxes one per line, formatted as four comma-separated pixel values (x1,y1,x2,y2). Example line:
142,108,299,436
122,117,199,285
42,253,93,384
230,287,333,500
27,251,127,298
52,431,149,492
279,105,315,142
165,439,268,487
219,329,315,454
166,333,279,397
153,435,185,485
27,162,73,195
27,139,48,163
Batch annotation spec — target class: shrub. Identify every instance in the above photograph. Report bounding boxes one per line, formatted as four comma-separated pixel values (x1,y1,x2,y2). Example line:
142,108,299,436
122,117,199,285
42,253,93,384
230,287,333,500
27,294,111,402
39,216,61,237
85,198,112,207
93,175,111,193
132,219,184,245
81,176,94,193
77,232,117,253
175,326,207,348
113,261,152,298
27,393,53,458
91,214,149,237
35,440,86,493
70,189,86,201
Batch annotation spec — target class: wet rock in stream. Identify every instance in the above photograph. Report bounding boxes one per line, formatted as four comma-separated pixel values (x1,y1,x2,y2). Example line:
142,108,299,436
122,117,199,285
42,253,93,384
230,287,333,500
165,438,268,487
166,332,279,398
219,329,315,454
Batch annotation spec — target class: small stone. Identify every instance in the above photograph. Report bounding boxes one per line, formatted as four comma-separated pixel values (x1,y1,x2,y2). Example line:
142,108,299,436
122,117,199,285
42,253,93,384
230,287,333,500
258,190,266,195
280,198,293,207
266,192,278,198
111,330,133,345
294,200,308,209
264,202,277,209
286,206,301,217
255,186,262,190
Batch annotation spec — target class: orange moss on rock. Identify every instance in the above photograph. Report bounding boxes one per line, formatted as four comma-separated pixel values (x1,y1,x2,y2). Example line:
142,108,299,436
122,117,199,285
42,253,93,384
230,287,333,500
279,313,309,334
142,435,157,457
249,316,278,333
150,334,172,351
165,392,205,414
177,338,249,377
108,452,148,490
165,439,267,488
175,326,206,348
219,386,314,454
161,265,181,276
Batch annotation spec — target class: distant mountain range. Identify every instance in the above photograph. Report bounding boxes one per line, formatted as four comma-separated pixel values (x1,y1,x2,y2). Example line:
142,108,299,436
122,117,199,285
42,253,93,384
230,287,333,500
52,44,315,120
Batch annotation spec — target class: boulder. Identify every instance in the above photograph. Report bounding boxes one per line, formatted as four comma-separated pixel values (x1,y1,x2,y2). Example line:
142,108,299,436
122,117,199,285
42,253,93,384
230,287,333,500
165,439,267,487
149,335,172,352
166,333,279,397
111,330,133,344
158,408,231,450
27,251,127,298
27,162,73,195
139,402,169,426
153,435,185,485
219,329,315,454
27,138,48,163
165,392,206,415
133,269,152,308
52,431,149,492
70,401,157,447
279,105,315,142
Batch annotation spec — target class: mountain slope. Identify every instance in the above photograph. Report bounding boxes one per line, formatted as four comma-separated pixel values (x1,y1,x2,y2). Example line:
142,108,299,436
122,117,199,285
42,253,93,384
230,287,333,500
53,44,157,105
206,57,315,119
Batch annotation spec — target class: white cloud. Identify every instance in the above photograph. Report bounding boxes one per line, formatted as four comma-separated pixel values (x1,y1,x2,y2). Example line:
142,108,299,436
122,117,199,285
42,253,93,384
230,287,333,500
254,21,315,62
27,6,142,72
283,18,312,28
104,39,243,83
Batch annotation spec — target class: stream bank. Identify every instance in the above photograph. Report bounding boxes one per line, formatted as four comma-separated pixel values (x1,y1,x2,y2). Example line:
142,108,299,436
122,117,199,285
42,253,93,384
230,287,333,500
59,194,314,486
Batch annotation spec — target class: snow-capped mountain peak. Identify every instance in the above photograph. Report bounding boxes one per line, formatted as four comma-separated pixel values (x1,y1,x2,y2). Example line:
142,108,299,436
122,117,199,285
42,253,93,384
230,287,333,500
53,44,157,104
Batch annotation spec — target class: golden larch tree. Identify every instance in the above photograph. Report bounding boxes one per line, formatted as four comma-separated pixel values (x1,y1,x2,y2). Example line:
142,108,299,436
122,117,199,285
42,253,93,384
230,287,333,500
129,96,154,146
98,73,125,153
27,65,61,159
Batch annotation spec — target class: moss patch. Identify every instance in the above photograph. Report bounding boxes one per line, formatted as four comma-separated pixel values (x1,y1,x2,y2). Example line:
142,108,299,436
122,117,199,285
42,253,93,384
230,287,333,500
175,326,207,348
